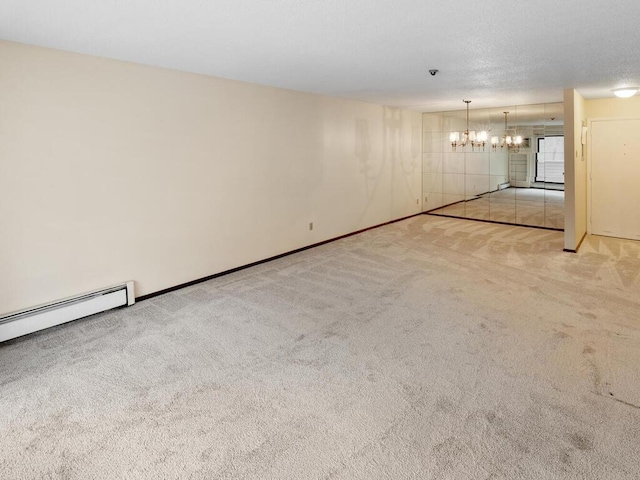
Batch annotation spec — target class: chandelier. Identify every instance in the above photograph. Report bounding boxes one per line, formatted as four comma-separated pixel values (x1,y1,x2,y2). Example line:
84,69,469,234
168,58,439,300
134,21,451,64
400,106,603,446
449,100,488,151
491,111,522,153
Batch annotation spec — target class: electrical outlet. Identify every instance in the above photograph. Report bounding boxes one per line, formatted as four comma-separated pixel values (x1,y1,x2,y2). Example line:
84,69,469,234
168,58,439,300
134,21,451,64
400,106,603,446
416,198,419,204
309,222,313,231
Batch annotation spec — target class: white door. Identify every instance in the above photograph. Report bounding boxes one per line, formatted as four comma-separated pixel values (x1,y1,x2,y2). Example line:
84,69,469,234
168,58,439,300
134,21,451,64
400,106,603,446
591,119,640,240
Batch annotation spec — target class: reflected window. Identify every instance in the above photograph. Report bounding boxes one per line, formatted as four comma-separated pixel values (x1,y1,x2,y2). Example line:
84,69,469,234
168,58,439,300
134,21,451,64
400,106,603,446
536,136,564,184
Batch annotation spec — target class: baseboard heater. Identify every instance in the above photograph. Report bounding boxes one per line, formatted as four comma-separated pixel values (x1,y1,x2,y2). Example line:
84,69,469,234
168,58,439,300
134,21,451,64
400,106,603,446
498,182,511,190
0,281,135,343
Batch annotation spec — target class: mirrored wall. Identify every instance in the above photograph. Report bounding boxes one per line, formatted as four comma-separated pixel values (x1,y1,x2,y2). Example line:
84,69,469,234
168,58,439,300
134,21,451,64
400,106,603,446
422,103,564,230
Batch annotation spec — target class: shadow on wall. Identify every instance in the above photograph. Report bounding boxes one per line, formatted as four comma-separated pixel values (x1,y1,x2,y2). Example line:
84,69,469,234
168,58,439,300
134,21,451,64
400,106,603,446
355,107,419,217
384,106,419,180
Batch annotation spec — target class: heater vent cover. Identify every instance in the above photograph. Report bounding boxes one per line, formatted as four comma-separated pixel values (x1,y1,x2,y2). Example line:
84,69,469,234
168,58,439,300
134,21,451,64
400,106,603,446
0,281,135,343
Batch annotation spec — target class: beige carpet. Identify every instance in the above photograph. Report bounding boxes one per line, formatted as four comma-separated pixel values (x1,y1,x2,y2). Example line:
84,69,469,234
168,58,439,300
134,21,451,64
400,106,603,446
1,215,639,479
431,188,565,230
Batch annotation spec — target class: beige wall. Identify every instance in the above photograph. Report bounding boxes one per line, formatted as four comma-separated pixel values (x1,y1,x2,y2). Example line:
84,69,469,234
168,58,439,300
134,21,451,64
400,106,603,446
586,96,640,119
0,41,422,314
563,89,587,251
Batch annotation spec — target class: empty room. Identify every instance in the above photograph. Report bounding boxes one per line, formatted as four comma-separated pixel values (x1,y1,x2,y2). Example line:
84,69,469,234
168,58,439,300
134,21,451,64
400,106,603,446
1,1,640,479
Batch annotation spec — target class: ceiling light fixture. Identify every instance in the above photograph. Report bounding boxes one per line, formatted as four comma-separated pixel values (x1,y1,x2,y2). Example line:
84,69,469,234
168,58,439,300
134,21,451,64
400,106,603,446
449,100,487,152
491,111,522,153
612,87,639,98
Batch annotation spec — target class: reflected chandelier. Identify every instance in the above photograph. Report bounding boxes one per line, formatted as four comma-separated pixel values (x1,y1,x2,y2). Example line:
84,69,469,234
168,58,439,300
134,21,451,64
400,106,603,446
491,111,522,153
449,100,487,151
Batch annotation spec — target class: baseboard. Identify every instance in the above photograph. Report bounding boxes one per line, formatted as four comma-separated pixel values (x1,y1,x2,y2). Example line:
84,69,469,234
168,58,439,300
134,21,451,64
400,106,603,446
423,198,466,213
564,231,587,253
136,212,422,303
426,212,564,232
422,185,511,213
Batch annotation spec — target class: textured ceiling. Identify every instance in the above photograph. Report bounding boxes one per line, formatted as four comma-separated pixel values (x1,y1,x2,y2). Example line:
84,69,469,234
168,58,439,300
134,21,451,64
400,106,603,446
2,0,640,112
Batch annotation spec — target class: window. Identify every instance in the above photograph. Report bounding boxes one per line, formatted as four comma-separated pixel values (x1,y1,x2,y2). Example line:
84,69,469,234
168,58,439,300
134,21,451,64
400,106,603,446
536,136,564,184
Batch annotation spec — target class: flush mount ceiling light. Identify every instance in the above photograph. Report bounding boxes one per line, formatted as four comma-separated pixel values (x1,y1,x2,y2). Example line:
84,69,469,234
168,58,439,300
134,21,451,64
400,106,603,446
449,100,488,152
612,87,639,98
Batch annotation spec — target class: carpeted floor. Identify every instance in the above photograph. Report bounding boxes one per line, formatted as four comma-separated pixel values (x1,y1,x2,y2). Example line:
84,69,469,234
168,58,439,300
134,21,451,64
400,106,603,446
430,188,565,230
1,215,639,479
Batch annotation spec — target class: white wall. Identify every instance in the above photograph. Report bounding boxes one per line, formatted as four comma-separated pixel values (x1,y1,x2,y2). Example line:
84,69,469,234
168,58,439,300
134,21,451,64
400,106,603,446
0,41,422,314
563,89,587,251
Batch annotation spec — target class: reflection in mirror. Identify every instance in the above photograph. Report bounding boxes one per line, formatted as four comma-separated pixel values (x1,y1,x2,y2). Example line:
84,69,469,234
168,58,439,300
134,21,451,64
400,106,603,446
422,102,564,231
543,102,565,229
441,109,466,218
464,107,490,222
488,107,514,224
513,103,545,227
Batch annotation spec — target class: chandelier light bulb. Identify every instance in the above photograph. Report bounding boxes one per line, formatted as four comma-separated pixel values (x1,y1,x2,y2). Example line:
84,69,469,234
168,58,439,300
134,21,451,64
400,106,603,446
449,131,459,150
